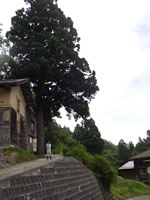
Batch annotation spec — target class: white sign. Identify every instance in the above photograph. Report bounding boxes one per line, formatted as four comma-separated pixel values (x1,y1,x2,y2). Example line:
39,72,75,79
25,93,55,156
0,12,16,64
33,138,37,152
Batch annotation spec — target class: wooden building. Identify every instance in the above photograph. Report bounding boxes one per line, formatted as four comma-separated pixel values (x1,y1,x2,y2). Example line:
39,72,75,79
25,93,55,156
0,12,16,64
0,78,37,152
119,148,150,184
118,161,136,179
130,148,150,184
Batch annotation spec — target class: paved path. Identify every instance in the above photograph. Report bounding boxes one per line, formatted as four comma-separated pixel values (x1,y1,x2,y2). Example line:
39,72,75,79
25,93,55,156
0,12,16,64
0,154,64,181
127,196,150,200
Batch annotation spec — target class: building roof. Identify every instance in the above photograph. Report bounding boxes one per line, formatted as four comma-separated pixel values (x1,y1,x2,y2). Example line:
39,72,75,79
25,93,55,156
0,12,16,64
0,78,34,106
130,148,150,160
0,78,29,86
119,161,134,170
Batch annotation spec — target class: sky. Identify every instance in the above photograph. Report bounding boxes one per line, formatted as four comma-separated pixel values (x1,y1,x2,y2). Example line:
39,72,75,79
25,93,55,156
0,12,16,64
1,0,150,145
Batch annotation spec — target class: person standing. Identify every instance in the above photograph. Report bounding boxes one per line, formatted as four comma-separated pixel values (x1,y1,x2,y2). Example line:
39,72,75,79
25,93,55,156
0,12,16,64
46,140,52,159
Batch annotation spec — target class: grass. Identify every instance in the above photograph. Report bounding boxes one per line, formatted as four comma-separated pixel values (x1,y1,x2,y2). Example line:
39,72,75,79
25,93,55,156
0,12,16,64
112,176,150,200
4,147,37,165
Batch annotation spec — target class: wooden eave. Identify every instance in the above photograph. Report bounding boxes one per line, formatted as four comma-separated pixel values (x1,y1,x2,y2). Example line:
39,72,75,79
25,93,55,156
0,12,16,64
0,78,35,106
130,148,150,161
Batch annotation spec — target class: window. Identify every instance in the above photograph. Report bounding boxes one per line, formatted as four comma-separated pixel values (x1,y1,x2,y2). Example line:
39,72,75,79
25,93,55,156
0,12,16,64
31,120,35,134
17,98,20,113
139,168,146,175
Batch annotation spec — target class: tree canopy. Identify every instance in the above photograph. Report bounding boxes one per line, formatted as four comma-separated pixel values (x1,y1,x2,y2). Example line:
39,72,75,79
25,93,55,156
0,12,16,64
117,139,130,165
0,24,3,48
73,118,104,154
133,131,150,154
6,0,99,155
0,24,10,80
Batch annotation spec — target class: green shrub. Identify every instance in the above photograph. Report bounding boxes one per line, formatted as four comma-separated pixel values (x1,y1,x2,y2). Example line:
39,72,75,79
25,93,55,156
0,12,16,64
60,142,117,189
4,147,37,164
91,155,117,189
60,144,72,156
69,145,94,168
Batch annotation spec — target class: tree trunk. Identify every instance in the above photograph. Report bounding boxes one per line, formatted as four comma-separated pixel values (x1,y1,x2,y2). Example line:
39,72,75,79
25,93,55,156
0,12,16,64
36,105,44,157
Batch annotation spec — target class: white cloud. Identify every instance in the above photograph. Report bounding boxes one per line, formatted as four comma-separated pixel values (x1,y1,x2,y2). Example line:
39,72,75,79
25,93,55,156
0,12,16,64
129,69,150,93
0,0,27,34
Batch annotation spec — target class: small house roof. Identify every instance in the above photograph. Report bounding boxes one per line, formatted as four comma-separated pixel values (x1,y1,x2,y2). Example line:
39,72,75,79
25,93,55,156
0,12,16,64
119,161,134,170
130,148,150,160
0,78,34,106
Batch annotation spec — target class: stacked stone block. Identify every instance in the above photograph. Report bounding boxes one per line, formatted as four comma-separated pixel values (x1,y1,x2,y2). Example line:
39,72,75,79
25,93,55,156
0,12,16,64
0,157,114,200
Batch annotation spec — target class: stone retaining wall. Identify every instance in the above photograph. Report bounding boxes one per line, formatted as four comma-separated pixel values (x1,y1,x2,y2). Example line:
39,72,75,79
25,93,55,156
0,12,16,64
0,157,114,200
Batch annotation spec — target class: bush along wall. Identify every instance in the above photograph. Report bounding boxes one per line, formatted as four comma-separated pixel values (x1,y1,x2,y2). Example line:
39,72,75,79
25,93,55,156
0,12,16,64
60,141,117,189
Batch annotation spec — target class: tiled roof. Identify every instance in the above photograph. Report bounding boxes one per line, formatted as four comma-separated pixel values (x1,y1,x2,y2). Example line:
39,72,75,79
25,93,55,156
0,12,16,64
130,148,150,160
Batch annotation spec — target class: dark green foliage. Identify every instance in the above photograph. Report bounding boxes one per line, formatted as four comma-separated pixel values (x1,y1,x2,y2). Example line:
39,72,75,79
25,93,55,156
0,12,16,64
0,23,9,52
45,120,117,188
104,140,117,152
0,54,11,80
60,141,94,168
44,120,60,152
0,23,3,48
6,0,99,120
133,138,150,156
0,24,10,80
116,130,150,166
102,140,119,168
73,118,104,154
117,139,130,166
103,150,119,168
136,137,147,152
44,119,72,153
60,141,117,189
92,155,117,189
146,130,150,140
61,134,96,167
132,131,150,156
6,0,99,155
128,141,134,155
